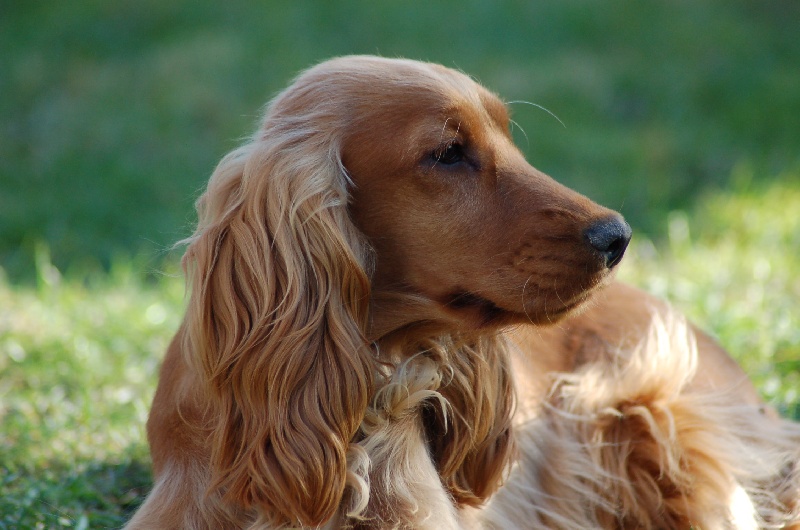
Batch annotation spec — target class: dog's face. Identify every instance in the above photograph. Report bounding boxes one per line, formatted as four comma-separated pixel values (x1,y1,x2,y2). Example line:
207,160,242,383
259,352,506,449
160,57,633,526
338,60,629,330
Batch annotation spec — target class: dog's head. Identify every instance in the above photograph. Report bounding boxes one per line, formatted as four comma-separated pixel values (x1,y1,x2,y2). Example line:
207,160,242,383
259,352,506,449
283,56,630,334
181,55,629,526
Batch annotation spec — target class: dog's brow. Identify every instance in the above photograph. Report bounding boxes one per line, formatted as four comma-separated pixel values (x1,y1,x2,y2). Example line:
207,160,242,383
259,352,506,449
439,118,461,138
439,117,453,141
481,93,510,129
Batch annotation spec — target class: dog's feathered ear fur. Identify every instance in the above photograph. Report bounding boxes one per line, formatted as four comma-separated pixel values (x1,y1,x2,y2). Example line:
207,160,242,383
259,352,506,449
424,335,516,505
180,106,374,526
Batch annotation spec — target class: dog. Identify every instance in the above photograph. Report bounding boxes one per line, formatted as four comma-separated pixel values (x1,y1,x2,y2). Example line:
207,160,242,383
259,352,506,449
125,56,799,529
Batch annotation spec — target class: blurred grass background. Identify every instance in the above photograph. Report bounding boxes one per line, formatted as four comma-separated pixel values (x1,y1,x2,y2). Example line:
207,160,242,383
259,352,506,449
1,0,798,527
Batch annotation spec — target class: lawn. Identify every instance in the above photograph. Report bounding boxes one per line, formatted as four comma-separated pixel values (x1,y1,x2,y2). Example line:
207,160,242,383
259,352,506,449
2,1,798,527
0,257,183,527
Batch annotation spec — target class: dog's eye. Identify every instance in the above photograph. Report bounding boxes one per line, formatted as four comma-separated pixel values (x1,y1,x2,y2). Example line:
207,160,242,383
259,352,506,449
433,142,464,165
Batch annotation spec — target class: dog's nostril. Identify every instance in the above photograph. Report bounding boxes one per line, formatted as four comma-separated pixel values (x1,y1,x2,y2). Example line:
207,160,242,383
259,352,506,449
584,216,632,269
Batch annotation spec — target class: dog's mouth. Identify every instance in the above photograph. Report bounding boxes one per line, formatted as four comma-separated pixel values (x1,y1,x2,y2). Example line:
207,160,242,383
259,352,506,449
442,281,606,328
443,290,509,327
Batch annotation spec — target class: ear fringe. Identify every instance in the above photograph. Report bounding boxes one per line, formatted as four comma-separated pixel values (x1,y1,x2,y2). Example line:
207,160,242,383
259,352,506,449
180,111,375,526
341,355,464,529
426,334,517,505
337,331,517,528
353,356,453,520
482,311,800,529
364,330,517,508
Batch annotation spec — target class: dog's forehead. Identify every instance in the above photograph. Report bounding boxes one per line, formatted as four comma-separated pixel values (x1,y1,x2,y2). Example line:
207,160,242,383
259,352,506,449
428,73,509,138
478,90,511,130
365,65,511,139
401,62,509,125
277,56,511,143
326,57,507,117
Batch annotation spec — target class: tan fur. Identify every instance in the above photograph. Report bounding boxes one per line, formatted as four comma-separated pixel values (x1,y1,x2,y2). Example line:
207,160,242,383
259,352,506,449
126,56,799,529
475,304,800,529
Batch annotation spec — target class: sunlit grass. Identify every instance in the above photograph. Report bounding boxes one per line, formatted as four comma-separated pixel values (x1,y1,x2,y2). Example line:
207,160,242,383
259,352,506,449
0,253,183,527
620,167,800,418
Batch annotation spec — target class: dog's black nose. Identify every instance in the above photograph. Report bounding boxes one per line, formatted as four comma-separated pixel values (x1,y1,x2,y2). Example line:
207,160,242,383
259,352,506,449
584,216,632,269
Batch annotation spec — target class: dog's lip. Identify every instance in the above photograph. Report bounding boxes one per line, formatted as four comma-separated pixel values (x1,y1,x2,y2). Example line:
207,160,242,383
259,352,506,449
442,290,508,324
442,276,608,326
539,272,617,317
443,288,585,327
444,290,496,310
537,291,591,319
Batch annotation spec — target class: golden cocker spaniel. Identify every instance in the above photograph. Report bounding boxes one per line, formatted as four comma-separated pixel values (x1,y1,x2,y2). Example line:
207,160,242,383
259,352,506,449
126,56,800,529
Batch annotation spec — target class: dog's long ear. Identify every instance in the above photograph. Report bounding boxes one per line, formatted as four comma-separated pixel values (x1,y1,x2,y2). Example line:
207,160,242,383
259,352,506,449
424,335,516,505
181,125,374,526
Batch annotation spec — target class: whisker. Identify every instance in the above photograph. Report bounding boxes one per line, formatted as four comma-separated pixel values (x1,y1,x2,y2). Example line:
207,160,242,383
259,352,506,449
431,118,453,170
509,118,529,149
541,282,555,325
507,100,567,129
432,119,462,170
551,278,569,331
522,275,535,325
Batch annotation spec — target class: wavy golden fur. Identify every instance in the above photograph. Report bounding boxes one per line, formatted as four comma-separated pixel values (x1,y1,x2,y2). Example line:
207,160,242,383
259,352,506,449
126,56,799,529
472,294,800,529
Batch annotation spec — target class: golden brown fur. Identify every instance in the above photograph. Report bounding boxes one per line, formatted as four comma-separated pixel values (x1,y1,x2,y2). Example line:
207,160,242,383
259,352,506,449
126,56,799,529
470,284,800,529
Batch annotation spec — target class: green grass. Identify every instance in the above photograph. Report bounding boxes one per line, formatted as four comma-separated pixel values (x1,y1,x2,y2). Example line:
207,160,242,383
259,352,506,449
2,1,799,527
0,256,183,528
